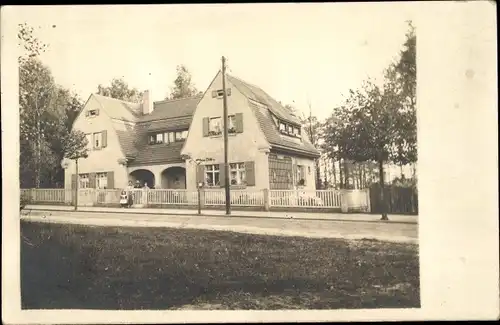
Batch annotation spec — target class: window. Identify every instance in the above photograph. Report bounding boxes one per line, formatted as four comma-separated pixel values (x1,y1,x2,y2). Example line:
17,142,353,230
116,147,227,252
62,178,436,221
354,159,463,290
168,132,175,143
293,127,300,136
279,122,286,132
156,133,164,144
97,172,108,189
79,174,89,189
288,125,293,134
296,165,306,186
93,132,102,149
209,117,222,136
205,164,220,187
175,130,188,141
149,130,189,145
230,163,246,185
228,115,236,133
88,109,98,117
85,133,92,149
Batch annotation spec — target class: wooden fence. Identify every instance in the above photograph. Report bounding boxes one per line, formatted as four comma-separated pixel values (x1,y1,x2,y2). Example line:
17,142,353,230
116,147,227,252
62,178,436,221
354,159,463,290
369,185,419,215
20,188,372,212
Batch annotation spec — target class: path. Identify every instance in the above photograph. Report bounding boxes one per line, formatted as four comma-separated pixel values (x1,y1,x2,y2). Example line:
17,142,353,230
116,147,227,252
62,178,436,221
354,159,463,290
24,204,417,224
20,208,418,244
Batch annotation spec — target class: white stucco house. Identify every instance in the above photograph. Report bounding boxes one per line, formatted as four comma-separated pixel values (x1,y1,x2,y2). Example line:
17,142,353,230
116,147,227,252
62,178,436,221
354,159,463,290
64,70,321,192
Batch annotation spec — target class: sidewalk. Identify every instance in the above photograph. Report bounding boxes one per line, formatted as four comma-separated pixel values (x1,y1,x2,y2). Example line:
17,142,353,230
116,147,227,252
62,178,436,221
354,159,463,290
21,209,418,244
24,204,417,224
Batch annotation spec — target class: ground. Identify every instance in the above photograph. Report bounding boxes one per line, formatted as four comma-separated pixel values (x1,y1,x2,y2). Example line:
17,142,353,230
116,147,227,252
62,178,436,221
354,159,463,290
21,221,420,310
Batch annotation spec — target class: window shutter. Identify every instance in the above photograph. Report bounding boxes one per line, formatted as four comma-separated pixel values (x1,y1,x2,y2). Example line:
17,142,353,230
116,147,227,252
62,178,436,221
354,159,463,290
71,174,77,189
202,117,209,137
85,111,89,117
89,173,96,188
95,109,100,116
235,113,243,133
196,165,205,184
102,130,108,148
107,171,114,189
92,133,96,148
211,90,217,98
245,161,255,186
219,163,225,187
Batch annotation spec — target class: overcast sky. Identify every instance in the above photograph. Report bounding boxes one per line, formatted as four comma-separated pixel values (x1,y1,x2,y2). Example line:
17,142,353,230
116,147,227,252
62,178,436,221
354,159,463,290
15,4,415,120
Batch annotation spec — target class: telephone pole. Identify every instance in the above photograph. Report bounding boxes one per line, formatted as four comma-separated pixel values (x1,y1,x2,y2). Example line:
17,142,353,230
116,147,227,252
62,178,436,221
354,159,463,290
221,56,231,215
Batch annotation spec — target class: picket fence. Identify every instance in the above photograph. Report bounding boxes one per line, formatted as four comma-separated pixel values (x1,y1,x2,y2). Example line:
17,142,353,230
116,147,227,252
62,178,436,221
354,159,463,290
20,188,371,212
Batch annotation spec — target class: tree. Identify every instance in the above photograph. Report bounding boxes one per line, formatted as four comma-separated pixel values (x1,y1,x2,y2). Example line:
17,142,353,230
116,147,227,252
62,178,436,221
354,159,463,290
19,24,59,188
61,130,89,210
299,102,323,189
62,129,89,161
391,21,417,169
97,78,143,103
19,23,83,189
168,65,202,100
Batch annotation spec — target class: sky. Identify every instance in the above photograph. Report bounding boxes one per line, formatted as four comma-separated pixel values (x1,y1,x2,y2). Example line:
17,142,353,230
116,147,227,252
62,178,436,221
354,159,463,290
14,3,415,120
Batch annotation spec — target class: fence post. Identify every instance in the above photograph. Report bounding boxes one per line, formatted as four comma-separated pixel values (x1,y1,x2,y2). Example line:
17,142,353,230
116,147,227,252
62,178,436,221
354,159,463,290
365,188,371,213
143,189,148,208
263,188,270,211
93,189,98,206
340,189,349,213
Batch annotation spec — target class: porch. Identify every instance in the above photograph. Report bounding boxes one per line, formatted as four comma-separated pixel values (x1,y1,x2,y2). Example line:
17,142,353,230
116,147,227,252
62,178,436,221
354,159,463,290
127,163,187,189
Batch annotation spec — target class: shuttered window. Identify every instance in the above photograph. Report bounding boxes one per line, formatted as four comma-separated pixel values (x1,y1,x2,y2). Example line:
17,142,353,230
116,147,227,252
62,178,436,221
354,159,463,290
79,174,90,188
229,163,246,185
97,172,108,189
204,113,243,136
205,164,220,187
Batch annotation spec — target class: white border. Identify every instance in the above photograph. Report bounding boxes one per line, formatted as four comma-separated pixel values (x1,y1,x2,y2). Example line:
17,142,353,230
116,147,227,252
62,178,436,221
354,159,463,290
2,2,499,323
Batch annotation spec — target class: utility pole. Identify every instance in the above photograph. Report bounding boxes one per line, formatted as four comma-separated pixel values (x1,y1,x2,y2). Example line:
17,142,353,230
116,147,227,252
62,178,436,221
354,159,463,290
74,159,79,211
221,56,231,215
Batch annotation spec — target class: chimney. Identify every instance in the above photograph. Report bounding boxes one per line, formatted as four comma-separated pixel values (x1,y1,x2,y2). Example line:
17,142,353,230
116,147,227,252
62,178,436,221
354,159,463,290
142,90,153,115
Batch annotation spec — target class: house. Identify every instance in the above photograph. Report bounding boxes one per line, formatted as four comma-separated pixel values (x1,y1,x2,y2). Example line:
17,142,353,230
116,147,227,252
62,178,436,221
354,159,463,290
64,70,320,192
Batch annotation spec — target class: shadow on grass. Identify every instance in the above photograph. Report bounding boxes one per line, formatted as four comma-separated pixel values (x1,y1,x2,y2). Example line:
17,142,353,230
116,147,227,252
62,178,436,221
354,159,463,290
21,221,420,310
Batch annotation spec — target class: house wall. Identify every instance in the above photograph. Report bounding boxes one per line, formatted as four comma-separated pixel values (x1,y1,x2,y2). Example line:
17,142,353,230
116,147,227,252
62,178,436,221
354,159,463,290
64,95,128,189
292,156,317,190
182,71,270,191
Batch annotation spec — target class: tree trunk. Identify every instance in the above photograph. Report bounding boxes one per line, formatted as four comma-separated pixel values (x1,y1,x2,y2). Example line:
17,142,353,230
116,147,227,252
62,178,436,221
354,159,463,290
362,164,365,188
343,160,349,188
332,159,337,189
339,159,344,189
315,159,321,189
379,159,388,220
75,159,79,211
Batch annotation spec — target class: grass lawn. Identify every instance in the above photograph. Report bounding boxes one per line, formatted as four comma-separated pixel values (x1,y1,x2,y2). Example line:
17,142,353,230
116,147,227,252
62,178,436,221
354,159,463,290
21,221,420,310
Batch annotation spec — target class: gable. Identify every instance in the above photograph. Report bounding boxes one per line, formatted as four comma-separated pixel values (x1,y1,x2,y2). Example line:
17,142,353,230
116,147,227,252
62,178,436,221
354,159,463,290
181,70,269,161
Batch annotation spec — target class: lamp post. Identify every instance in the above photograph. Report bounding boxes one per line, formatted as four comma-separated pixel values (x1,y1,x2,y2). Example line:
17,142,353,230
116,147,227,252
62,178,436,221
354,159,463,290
60,159,70,206
182,155,214,215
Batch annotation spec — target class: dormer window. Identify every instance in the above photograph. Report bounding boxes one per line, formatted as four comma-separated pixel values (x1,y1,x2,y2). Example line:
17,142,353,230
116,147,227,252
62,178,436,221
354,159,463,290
149,129,188,145
86,109,99,118
278,120,301,138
